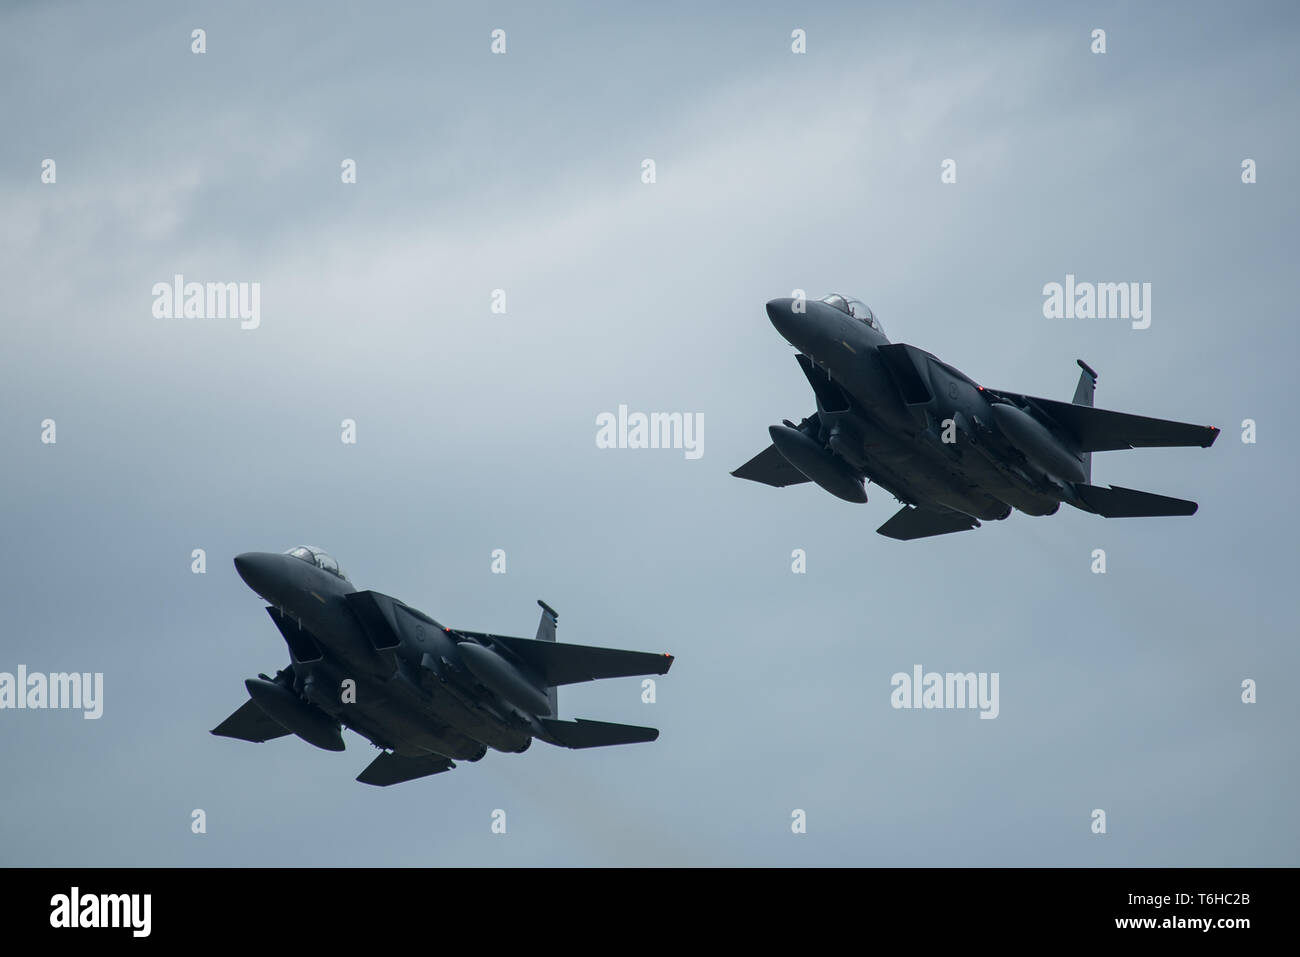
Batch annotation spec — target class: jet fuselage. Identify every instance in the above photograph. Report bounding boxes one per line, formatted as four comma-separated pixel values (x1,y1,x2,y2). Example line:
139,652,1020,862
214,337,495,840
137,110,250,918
740,295,1218,539
765,296,1059,521
217,548,673,785
233,551,534,761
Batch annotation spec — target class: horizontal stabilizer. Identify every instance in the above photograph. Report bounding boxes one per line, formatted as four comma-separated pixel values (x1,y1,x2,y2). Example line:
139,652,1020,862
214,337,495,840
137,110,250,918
1072,483,1198,517
357,751,456,786
539,717,659,749
211,697,290,743
989,392,1219,452
732,441,812,488
464,633,674,688
877,506,981,540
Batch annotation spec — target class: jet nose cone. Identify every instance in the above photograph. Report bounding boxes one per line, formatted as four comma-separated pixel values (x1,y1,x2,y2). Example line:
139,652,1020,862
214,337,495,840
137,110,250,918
234,552,285,602
233,552,256,584
765,297,797,330
766,297,815,350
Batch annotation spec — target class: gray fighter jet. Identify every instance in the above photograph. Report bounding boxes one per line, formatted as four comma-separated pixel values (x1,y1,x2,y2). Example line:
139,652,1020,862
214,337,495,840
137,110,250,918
733,294,1219,540
212,547,673,785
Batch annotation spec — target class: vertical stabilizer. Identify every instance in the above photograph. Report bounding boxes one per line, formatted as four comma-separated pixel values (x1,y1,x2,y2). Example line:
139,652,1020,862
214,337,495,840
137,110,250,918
1073,360,1098,482
537,600,558,716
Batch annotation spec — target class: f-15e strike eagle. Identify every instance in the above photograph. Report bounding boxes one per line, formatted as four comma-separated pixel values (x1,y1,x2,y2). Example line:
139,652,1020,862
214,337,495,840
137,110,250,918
733,294,1219,540
213,546,673,785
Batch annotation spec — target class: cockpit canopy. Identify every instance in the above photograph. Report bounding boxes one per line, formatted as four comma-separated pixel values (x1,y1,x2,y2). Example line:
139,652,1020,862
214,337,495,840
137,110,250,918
284,545,348,581
820,293,885,334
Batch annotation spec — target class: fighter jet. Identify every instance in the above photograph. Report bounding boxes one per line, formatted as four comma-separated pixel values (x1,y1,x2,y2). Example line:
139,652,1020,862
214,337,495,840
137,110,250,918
732,294,1219,540
212,546,673,785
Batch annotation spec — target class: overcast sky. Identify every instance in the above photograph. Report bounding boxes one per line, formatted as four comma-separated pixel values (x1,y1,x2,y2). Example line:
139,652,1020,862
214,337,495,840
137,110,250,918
1,0,1297,866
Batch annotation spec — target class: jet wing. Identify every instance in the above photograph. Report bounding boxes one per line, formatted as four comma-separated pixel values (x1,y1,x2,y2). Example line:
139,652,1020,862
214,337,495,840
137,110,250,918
731,441,810,488
211,697,290,743
877,506,981,541
357,751,456,786
987,391,1219,452
454,633,674,687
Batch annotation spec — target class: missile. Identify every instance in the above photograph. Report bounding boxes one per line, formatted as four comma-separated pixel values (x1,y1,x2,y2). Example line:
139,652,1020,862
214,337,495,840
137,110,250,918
456,642,552,716
244,677,345,752
989,403,1087,484
768,424,867,503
